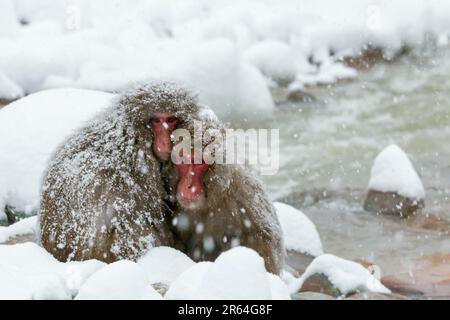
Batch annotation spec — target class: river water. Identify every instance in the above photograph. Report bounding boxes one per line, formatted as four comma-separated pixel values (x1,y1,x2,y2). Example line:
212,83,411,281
257,48,450,277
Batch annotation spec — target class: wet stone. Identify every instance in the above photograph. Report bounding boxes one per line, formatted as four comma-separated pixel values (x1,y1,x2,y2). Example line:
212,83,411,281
299,273,342,297
364,190,424,219
292,291,335,300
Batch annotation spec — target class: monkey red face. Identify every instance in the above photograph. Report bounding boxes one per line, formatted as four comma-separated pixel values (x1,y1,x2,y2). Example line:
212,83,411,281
176,155,210,210
150,113,179,161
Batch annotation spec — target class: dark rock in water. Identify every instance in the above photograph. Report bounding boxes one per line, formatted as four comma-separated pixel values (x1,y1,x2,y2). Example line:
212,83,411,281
271,87,317,105
2,205,33,226
4,205,17,225
340,46,409,70
346,292,409,300
0,98,16,108
287,89,317,103
364,190,424,218
285,250,315,274
292,291,335,300
299,273,343,297
278,188,336,208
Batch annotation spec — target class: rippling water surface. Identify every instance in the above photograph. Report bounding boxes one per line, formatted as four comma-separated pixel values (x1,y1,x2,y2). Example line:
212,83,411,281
258,48,450,275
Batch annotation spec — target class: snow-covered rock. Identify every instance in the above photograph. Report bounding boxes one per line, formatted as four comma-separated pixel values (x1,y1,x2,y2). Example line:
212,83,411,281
0,0,449,117
0,71,24,100
75,261,162,300
0,242,105,299
364,144,425,218
165,247,291,300
367,144,425,200
137,246,195,286
274,202,323,257
0,88,114,218
0,216,37,243
289,254,390,296
175,39,274,119
243,40,296,84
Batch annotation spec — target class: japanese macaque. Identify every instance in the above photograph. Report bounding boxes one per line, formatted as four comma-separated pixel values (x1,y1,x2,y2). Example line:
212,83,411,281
39,81,199,262
164,118,285,274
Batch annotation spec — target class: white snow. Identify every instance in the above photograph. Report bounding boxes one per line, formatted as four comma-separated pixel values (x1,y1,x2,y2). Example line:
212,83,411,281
0,88,114,217
0,216,37,243
137,246,195,285
165,247,291,300
368,144,425,200
274,202,323,257
0,243,291,299
0,0,19,38
0,0,449,114
0,71,24,100
0,242,105,299
243,41,296,83
75,260,162,300
289,254,390,296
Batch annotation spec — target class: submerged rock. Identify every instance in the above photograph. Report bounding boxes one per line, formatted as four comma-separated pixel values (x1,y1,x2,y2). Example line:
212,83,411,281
286,89,317,103
292,291,335,300
285,250,315,274
271,86,317,105
364,145,425,218
382,254,450,299
346,292,409,300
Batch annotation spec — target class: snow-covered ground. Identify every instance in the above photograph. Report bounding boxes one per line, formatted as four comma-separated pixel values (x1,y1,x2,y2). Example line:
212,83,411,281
0,89,113,219
0,242,291,300
0,202,323,299
1,0,450,118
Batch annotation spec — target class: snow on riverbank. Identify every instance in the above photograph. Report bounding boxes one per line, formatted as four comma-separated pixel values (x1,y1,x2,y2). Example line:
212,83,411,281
274,202,323,257
0,216,37,243
1,0,450,116
0,88,113,218
0,243,290,300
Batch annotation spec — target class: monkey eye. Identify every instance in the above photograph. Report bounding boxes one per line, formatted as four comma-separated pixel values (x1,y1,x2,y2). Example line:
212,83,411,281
167,116,177,124
150,117,161,124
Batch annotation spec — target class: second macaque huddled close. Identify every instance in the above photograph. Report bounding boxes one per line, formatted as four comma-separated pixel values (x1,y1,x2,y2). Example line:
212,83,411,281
39,81,284,274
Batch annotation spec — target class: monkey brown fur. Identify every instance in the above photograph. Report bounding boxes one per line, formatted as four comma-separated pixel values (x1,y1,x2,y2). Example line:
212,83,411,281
164,118,285,274
39,81,199,262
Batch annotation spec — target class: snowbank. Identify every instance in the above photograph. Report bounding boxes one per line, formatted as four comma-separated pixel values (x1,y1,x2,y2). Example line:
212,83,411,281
0,243,290,299
0,88,114,217
137,246,195,285
0,242,105,299
274,202,323,257
368,144,425,200
289,254,390,296
0,216,37,243
0,0,19,38
0,71,24,100
165,247,291,300
1,0,450,114
75,261,162,300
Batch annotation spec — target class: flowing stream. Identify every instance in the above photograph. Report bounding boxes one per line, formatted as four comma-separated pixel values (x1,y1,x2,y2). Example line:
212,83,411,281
257,48,450,277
